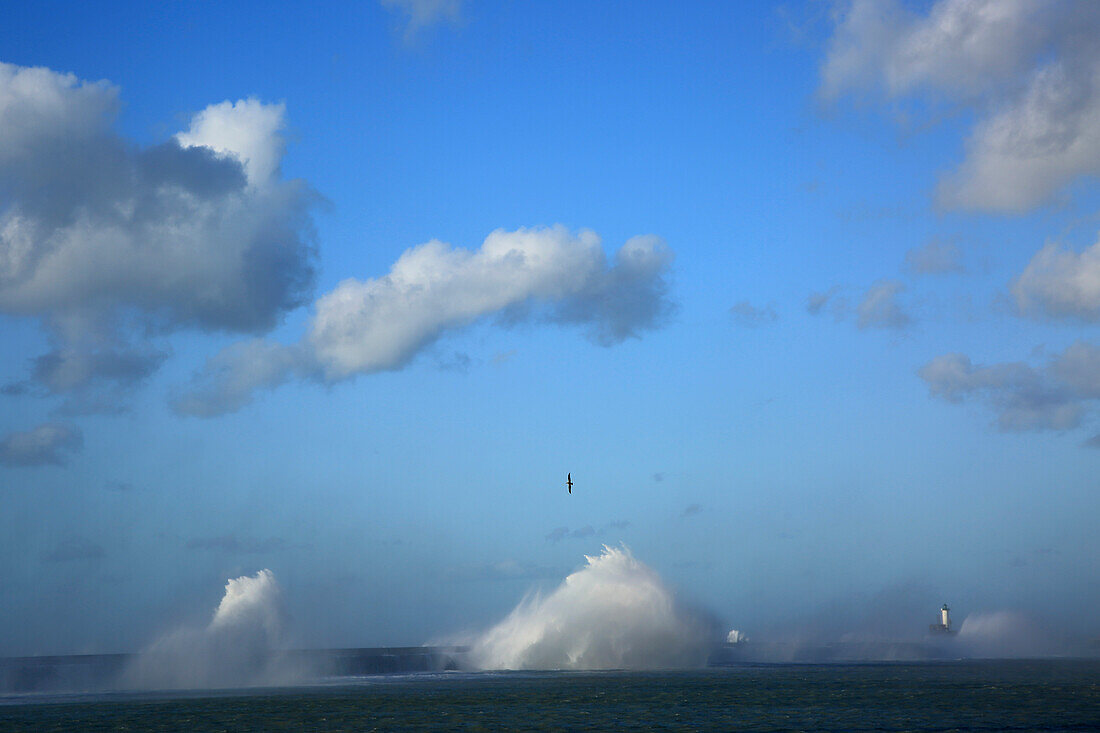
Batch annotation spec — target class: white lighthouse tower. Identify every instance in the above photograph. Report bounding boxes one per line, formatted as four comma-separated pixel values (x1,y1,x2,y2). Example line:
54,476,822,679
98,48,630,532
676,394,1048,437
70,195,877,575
929,603,955,634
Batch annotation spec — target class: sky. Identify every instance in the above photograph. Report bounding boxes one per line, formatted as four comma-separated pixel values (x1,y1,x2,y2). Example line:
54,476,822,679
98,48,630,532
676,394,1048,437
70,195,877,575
2,0,1100,657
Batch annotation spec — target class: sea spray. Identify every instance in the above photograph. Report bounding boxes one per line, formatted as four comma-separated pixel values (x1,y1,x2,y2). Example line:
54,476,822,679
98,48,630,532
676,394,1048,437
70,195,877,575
956,610,1066,657
121,569,300,689
470,545,717,670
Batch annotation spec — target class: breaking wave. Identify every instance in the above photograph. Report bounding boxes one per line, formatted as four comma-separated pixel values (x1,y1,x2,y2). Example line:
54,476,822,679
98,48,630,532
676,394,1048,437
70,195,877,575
121,569,300,689
956,610,1066,658
469,545,718,670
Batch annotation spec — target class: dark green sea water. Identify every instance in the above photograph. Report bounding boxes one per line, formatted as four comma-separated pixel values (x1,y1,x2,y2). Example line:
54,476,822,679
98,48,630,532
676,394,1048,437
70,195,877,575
2,660,1098,731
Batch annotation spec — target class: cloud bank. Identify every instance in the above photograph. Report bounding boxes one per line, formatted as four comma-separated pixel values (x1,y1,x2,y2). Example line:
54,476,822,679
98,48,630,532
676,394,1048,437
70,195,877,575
0,62,316,410
176,226,675,416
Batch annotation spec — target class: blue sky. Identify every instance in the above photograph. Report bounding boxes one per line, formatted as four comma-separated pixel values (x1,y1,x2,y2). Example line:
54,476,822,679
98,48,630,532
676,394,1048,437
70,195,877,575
2,0,1099,656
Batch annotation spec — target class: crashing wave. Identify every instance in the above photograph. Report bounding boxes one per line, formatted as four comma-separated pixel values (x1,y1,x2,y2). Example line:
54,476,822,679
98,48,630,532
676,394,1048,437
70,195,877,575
121,569,297,689
470,545,717,670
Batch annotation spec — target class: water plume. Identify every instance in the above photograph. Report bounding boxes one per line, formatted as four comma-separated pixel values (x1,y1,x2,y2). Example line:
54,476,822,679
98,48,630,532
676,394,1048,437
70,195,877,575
121,569,299,689
469,545,717,670
956,610,1066,658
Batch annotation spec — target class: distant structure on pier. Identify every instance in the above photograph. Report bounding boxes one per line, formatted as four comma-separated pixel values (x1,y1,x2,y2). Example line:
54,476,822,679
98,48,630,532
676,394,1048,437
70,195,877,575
929,603,955,634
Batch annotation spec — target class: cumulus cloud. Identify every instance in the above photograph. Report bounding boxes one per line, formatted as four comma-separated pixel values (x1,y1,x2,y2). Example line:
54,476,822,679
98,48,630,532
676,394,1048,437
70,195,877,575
1013,237,1100,321
821,0,1100,212
918,342,1100,431
175,99,288,186
304,227,670,378
820,0,1052,101
729,300,778,327
381,0,461,39
0,62,316,409
905,239,964,274
941,57,1100,211
177,226,675,416
0,422,83,466
857,280,910,329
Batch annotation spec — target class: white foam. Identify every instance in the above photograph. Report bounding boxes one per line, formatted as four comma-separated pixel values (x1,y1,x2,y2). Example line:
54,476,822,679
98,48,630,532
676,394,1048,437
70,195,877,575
121,569,297,689
469,545,715,670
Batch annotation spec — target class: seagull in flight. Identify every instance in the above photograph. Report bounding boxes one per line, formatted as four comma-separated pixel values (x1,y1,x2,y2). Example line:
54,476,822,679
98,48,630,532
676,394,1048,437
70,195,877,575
567,473,573,494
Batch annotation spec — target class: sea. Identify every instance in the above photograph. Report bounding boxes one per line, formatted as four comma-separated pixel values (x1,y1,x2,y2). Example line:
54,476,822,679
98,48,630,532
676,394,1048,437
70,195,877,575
2,659,1099,731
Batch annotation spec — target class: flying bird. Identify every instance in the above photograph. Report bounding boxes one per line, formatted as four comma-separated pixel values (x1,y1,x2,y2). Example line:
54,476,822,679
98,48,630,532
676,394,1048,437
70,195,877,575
567,473,573,494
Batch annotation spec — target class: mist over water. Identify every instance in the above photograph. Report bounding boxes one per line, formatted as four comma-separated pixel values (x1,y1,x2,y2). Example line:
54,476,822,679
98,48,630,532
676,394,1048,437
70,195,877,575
469,545,719,670
955,611,1071,658
121,569,303,690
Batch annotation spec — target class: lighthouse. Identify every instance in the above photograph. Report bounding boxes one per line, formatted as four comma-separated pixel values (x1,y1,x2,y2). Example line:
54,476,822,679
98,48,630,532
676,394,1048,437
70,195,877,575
929,603,955,634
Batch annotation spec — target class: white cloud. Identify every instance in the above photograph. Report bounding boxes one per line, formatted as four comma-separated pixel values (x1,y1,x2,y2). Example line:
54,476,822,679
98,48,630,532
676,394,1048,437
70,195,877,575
821,0,1050,101
857,280,910,329
1013,236,1100,321
0,63,118,162
0,62,317,408
176,99,287,186
0,422,83,467
919,346,1100,431
821,0,1100,212
310,226,605,379
939,58,1100,211
176,226,675,416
